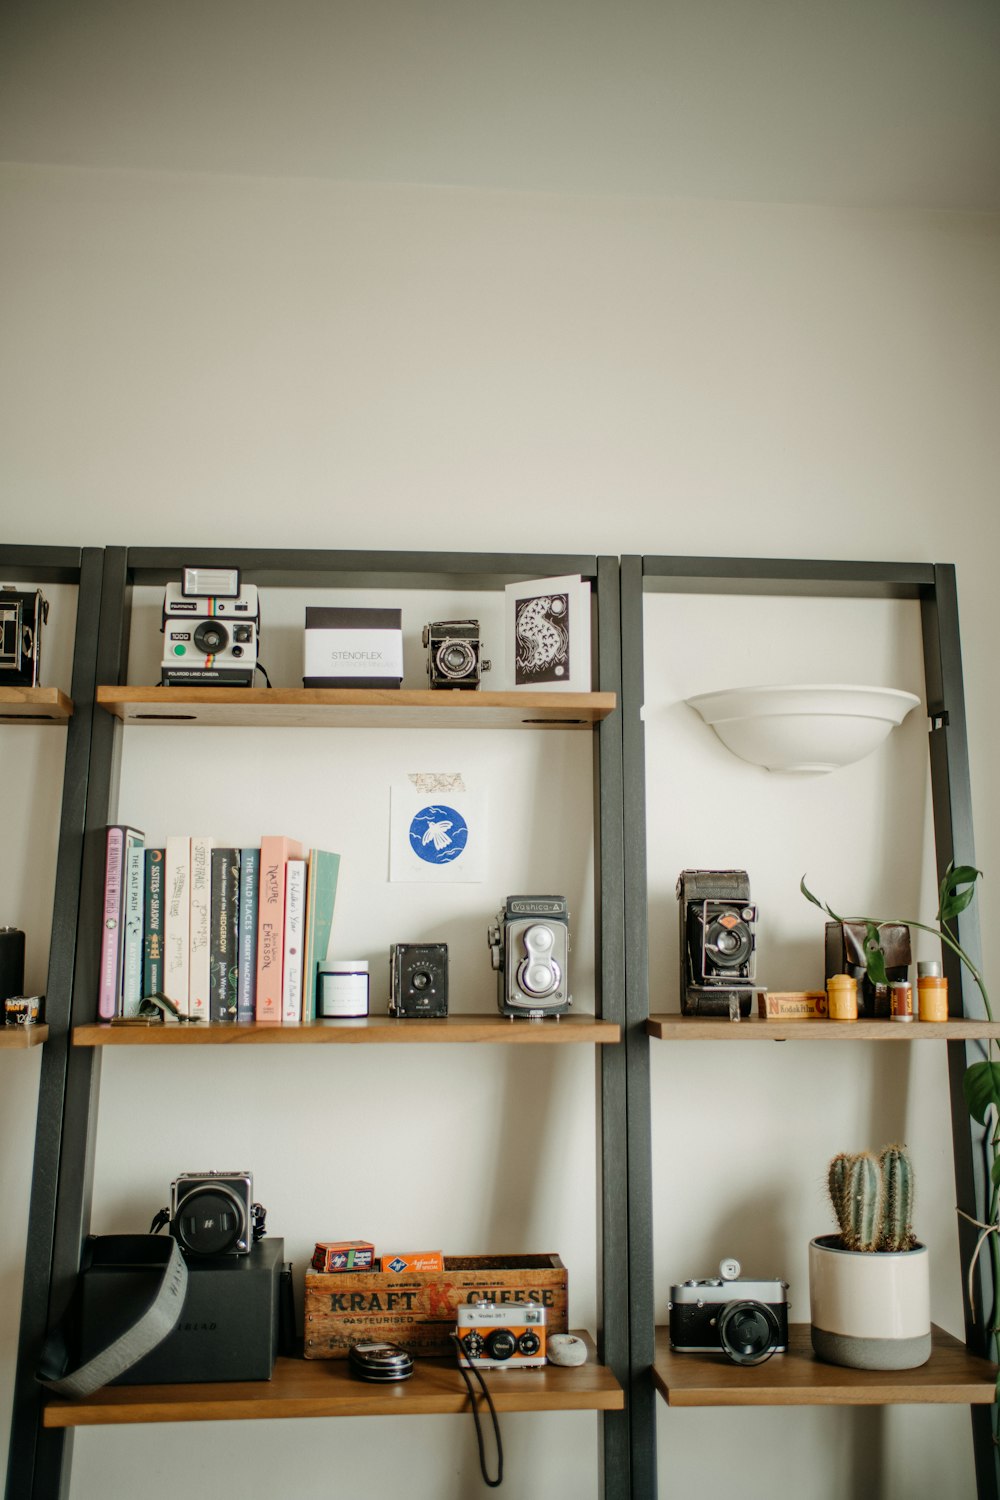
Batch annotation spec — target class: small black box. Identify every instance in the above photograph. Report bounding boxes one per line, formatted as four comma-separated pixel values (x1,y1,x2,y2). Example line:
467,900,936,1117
78,1236,283,1384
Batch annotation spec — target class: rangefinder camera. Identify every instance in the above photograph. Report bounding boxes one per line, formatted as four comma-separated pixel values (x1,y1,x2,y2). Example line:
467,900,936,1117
489,895,571,1017
389,942,449,1017
0,585,48,688
161,567,260,687
456,1301,547,1370
169,1170,266,1258
669,1257,788,1366
422,618,491,690
677,868,757,1019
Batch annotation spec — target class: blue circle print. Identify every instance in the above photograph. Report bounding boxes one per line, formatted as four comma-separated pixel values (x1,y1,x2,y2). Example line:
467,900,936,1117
409,804,469,865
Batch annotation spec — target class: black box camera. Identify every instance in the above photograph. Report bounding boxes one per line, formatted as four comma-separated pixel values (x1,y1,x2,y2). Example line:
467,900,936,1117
389,943,449,1017
677,869,757,1019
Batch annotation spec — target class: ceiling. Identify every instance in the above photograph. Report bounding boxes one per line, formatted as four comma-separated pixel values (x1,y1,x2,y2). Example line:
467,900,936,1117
2,0,999,212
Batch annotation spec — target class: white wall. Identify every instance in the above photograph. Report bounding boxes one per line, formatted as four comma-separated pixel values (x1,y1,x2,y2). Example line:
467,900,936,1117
1,164,999,1499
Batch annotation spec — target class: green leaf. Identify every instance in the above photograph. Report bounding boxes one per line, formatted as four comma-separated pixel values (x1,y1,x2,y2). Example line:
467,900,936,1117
800,876,842,924
863,924,889,987
963,1061,1000,1125
939,864,982,923
990,1156,1000,1190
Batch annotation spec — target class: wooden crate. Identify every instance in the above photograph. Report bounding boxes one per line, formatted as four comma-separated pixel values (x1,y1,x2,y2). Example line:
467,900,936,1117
304,1253,568,1358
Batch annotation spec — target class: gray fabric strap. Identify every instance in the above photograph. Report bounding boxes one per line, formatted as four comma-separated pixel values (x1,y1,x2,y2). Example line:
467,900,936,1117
40,1237,188,1398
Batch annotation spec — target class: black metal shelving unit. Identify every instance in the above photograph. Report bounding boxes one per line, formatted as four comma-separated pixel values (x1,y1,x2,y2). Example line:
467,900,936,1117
619,555,996,1499
3,545,105,1500
7,546,629,1500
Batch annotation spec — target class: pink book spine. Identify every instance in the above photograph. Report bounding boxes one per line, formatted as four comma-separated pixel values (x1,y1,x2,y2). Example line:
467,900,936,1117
98,827,125,1019
255,836,303,1021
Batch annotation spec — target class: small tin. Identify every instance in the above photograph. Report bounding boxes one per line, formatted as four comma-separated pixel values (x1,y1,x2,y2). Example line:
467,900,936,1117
917,961,949,1022
826,974,858,1022
4,994,44,1025
889,980,914,1022
348,1341,414,1382
317,961,369,1018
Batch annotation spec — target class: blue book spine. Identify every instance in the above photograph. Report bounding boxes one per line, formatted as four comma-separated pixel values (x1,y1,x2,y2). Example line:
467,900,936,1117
237,847,259,1023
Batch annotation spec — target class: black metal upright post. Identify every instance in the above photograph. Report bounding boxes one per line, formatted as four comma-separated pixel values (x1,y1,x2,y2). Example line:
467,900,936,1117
5,547,104,1500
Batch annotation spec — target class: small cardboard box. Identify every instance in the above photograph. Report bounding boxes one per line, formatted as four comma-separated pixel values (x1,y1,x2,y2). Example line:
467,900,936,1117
304,1253,568,1359
757,991,828,1020
303,606,403,689
311,1240,376,1272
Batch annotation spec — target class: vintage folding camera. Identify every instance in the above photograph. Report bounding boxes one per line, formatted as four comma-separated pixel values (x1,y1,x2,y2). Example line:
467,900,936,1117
388,943,449,1017
456,1301,547,1370
488,895,571,1018
161,566,260,687
668,1257,788,1366
0,585,48,688
168,1170,266,1258
422,619,491,690
677,869,757,1019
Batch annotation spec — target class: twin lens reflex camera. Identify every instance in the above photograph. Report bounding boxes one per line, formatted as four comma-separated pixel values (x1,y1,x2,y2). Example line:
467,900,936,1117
489,895,571,1018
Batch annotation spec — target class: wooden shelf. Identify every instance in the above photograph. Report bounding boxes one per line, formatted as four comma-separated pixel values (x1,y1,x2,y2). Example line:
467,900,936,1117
653,1324,997,1407
0,1024,48,1049
648,1014,1000,1042
44,1331,621,1427
0,687,72,723
73,1014,620,1046
96,686,616,730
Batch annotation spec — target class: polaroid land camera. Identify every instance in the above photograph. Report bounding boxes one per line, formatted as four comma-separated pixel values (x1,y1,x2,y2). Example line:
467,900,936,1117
0,585,48,688
489,896,571,1018
161,567,260,687
677,869,757,1020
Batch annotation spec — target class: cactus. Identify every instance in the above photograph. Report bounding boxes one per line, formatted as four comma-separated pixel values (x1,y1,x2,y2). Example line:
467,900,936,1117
880,1143,917,1252
827,1143,916,1253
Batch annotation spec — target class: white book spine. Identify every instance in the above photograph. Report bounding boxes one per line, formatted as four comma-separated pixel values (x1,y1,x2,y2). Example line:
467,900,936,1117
188,836,214,1022
163,836,191,1014
281,859,307,1023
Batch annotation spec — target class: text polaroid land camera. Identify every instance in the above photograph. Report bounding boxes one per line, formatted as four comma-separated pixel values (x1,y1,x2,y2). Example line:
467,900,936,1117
669,1257,789,1366
489,896,571,1018
457,1301,547,1370
389,943,449,1017
161,566,260,687
677,869,757,1019
0,585,48,688
168,1171,266,1258
422,619,491,690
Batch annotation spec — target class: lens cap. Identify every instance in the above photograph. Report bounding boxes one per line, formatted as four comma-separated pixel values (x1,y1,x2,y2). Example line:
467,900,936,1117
717,1300,780,1366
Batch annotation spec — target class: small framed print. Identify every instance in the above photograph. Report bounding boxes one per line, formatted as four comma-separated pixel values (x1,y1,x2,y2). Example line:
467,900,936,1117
504,574,591,692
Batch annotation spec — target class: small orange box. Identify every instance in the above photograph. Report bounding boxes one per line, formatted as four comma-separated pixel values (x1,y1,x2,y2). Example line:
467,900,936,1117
757,991,828,1019
381,1251,444,1274
312,1240,376,1272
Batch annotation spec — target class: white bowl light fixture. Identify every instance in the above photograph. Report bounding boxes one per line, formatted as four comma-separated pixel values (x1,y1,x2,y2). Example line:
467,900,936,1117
684,684,922,774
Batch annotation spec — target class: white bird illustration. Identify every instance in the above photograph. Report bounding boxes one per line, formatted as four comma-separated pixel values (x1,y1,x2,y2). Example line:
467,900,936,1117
422,820,454,851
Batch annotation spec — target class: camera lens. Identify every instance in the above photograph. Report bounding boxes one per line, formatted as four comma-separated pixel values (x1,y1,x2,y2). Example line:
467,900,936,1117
193,620,230,655
174,1184,247,1256
485,1329,517,1361
436,640,476,679
411,970,431,990
717,1300,781,1365
705,916,753,971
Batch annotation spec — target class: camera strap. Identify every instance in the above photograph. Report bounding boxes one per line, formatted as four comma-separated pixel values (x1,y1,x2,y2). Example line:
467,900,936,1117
38,1235,188,1398
451,1334,504,1488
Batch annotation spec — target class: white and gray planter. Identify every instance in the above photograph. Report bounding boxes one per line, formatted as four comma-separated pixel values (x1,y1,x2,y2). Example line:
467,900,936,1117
808,1234,931,1370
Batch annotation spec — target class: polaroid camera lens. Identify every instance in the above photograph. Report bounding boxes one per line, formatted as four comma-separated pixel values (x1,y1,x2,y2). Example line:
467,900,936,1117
717,1300,780,1366
175,1184,247,1256
193,620,230,655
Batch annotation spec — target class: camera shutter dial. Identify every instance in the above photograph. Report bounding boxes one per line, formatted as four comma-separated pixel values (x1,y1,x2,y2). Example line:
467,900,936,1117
516,923,562,999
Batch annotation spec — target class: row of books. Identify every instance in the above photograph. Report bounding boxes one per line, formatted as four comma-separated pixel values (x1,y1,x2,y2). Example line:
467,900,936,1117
99,828,340,1023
